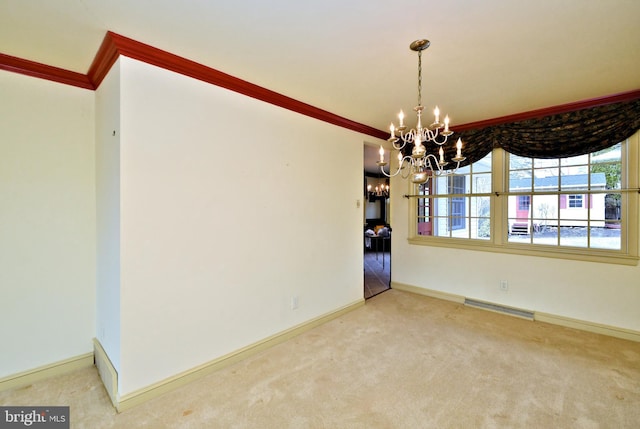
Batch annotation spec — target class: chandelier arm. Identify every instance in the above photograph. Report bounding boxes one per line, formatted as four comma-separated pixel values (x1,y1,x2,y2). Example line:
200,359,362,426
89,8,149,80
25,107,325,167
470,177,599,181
400,157,412,180
424,127,436,139
398,130,415,146
430,131,450,146
392,138,408,151
378,156,410,178
424,154,443,174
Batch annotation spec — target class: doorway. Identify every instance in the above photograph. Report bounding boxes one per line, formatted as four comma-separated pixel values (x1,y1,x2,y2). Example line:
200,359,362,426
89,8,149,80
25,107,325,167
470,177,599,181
363,144,391,299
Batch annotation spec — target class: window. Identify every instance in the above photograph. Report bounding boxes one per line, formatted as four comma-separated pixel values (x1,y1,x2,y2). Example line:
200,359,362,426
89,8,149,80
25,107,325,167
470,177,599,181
415,152,492,239
409,133,639,265
449,175,466,230
507,144,622,250
517,195,531,211
568,195,583,208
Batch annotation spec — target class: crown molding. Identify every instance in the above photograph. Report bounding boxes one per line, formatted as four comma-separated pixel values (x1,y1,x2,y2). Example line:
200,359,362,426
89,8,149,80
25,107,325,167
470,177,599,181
87,31,121,89
88,32,389,140
0,52,93,89
455,89,640,132
1,32,638,139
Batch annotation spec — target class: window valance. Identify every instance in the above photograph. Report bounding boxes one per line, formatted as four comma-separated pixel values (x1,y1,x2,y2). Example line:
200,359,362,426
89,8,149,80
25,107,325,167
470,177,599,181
440,99,640,166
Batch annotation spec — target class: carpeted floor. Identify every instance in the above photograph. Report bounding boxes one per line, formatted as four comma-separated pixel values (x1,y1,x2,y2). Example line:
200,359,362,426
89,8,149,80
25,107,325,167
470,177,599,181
1,289,639,428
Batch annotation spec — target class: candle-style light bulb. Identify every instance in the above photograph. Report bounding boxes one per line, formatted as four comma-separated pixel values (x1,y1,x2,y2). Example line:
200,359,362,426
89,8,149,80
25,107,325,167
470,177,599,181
434,106,440,124
439,147,444,163
456,138,462,157
379,145,385,163
389,123,395,139
444,115,450,132
398,110,405,127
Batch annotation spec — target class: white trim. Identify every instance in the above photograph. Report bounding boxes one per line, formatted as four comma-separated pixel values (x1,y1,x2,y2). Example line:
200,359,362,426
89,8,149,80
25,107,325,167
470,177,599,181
93,339,118,408
391,282,465,303
391,281,640,343
0,353,94,392
535,312,640,343
110,299,364,412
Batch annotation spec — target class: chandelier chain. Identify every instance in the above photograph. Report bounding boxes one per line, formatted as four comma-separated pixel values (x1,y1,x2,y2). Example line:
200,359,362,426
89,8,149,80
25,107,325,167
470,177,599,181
417,50,422,107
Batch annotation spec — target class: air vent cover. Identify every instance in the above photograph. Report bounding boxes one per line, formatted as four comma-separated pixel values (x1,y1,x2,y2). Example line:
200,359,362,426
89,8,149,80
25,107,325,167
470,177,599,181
464,298,534,320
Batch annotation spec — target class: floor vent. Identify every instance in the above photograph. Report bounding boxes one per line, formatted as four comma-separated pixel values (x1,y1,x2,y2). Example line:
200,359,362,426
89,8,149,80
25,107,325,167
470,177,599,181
464,299,534,320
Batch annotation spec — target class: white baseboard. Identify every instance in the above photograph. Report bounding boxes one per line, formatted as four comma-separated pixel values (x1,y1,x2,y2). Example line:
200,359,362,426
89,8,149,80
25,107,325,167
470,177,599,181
110,299,364,412
0,353,94,392
391,281,640,343
535,312,640,342
93,338,118,408
391,281,465,304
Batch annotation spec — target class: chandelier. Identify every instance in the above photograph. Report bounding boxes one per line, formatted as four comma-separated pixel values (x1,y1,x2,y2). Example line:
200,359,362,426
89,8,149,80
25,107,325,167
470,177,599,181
377,39,465,184
367,183,389,198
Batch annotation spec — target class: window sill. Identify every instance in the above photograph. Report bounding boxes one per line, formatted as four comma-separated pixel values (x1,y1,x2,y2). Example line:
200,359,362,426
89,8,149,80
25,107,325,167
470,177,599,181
407,236,639,266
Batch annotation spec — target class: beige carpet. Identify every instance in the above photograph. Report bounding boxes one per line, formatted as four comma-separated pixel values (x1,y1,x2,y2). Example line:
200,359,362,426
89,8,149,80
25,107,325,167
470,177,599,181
2,289,639,428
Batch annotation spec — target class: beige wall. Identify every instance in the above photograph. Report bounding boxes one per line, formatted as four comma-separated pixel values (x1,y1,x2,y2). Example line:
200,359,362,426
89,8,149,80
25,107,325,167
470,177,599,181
101,57,367,395
0,70,96,377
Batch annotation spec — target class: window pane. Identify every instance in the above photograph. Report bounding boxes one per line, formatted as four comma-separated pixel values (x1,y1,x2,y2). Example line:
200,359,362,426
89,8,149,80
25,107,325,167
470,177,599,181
533,223,558,245
472,152,492,173
510,171,532,192
592,143,622,163
604,193,622,226
455,164,471,175
473,173,492,193
590,225,621,250
590,143,622,190
561,153,589,166
508,217,531,242
509,153,532,170
472,196,491,240
559,226,588,247
476,217,491,239
560,166,591,191
534,158,559,168
417,198,432,236
434,176,448,195
532,195,558,221
533,168,559,191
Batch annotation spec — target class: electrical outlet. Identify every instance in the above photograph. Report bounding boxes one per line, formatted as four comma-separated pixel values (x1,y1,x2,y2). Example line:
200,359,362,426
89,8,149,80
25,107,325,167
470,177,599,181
500,280,509,291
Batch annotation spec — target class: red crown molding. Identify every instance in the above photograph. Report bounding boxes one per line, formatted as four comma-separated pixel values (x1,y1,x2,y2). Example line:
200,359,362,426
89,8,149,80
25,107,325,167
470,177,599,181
88,32,389,140
2,32,638,140
455,89,640,132
0,52,93,89
87,31,121,89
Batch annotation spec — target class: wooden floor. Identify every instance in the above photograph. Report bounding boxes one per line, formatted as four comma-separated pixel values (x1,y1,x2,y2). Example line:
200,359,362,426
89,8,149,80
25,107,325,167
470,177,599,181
364,249,390,299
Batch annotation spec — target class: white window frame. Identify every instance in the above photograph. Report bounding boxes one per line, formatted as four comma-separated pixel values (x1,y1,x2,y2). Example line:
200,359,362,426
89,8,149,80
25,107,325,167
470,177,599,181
408,131,639,266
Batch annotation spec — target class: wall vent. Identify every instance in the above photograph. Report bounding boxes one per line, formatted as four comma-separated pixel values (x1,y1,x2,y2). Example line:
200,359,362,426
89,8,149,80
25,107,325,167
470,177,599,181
464,298,534,320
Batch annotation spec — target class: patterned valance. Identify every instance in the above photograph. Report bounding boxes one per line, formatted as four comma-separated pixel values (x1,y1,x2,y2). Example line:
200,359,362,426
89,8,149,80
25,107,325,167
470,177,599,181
435,99,640,166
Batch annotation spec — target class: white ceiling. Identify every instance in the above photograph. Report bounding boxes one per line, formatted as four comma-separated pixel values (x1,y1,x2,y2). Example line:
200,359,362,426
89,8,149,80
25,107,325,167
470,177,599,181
2,1,639,172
